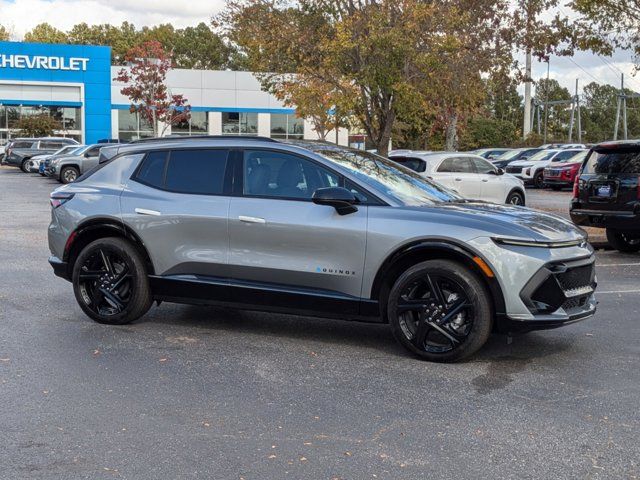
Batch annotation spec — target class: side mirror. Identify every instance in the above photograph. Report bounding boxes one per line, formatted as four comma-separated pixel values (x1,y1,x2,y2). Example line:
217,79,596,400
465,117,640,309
312,187,358,215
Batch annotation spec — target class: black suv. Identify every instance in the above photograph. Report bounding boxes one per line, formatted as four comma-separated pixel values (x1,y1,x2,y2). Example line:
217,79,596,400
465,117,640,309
571,141,640,252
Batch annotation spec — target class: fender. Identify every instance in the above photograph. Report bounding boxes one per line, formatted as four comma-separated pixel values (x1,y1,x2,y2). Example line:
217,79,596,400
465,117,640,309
370,239,506,317
63,217,155,275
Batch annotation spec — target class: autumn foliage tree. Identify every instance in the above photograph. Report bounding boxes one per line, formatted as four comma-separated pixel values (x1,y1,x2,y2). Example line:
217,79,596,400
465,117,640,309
16,114,62,137
115,41,190,137
219,0,516,154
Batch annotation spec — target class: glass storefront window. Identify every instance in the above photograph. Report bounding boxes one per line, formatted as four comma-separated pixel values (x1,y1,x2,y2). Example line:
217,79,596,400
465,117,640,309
270,113,304,139
222,112,257,136
0,104,81,141
171,111,208,136
118,110,154,141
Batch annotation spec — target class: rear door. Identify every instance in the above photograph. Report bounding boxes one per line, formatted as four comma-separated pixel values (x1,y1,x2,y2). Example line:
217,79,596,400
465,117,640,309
227,149,368,312
436,156,482,199
120,148,232,277
579,147,640,212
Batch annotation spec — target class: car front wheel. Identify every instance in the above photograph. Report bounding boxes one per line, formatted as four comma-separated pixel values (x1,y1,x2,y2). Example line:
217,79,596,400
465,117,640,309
387,259,493,362
533,171,544,188
60,166,80,184
72,237,153,325
506,190,525,206
606,229,640,253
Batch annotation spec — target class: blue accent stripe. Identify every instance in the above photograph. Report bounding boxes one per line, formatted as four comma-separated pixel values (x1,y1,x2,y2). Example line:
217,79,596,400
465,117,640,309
111,104,296,114
0,99,83,107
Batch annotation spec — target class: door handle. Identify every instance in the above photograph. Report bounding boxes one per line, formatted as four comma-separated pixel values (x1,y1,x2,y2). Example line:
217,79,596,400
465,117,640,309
239,215,266,224
135,208,161,216
482,179,489,182
454,178,462,181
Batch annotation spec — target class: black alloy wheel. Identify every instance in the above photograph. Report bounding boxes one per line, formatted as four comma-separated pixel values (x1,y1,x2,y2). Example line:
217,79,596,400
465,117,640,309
388,260,492,362
606,229,640,253
72,237,152,324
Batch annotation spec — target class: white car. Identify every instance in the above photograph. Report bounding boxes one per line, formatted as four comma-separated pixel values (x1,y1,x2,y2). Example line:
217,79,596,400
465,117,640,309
389,151,526,205
505,149,586,188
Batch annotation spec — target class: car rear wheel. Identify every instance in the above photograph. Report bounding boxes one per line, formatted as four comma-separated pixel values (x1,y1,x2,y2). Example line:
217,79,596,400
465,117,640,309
72,237,153,325
60,166,79,184
606,229,640,253
506,190,525,206
20,159,31,173
387,260,493,362
533,171,544,189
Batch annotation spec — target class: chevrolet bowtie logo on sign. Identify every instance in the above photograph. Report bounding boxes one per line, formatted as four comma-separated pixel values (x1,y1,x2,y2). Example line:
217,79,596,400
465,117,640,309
0,54,89,71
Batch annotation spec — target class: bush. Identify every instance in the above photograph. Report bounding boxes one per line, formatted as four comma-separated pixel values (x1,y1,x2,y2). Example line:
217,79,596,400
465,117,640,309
16,114,62,137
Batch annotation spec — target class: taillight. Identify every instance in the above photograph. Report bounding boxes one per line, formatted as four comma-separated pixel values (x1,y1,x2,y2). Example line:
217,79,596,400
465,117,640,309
50,191,74,208
573,175,580,198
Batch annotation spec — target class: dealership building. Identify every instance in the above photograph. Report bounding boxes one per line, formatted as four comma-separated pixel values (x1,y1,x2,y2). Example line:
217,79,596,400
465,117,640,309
0,41,349,145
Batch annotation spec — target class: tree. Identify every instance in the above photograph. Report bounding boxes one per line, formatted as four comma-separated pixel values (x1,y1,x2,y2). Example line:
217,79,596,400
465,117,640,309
16,114,61,137
219,0,513,155
23,23,68,43
535,78,572,141
459,118,518,150
581,82,640,142
0,25,10,41
114,41,191,137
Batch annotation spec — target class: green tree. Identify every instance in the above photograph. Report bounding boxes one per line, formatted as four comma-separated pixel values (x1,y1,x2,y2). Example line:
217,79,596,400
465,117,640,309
23,23,68,43
219,0,513,155
172,23,232,69
16,114,61,137
0,25,10,41
581,82,640,142
535,78,572,141
459,118,518,150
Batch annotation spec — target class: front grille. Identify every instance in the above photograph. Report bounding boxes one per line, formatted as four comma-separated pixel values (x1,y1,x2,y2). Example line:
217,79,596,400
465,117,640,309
506,166,523,174
523,259,596,314
547,169,560,177
556,263,594,291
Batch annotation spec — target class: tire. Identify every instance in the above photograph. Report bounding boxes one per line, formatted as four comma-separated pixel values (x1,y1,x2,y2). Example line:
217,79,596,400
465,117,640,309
533,171,544,189
60,166,80,184
72,237,153,325
606,229,640,253
506,190,525,206
21,159,31,173
387,259,493,362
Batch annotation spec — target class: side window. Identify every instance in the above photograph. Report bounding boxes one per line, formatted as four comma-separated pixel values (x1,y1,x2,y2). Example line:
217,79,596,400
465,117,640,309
12,141,34,149
165,149,228,194
85,146,101,157
438,157,473,173
243,150,340,200
346,180,371,204
135,151,167,188
553,150,578,162
471,157,497,174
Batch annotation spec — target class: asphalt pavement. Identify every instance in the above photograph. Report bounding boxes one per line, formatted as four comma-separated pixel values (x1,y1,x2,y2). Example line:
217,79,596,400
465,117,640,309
0,166,638,479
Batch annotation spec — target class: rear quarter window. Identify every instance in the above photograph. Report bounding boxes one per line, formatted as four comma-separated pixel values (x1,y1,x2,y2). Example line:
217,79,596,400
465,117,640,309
584,149,640,174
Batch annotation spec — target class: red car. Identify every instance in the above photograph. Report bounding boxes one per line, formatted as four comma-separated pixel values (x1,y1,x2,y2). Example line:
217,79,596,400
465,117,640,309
543,151,588,190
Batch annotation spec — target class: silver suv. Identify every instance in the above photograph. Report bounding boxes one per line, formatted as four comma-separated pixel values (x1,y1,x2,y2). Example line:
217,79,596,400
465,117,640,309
48,137,597,361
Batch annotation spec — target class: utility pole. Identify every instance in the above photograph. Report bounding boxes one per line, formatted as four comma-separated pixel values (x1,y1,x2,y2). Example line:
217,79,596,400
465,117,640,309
543,59,550,143
614,73,628,141
568,79,582,143
523,50,532,139
576,79,582,143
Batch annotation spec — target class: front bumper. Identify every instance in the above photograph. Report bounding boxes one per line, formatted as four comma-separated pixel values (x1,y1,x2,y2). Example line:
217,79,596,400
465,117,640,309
49,256,70,281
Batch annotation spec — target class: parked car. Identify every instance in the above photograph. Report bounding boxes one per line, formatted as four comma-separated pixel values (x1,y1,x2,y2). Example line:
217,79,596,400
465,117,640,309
543,150,589,190
491,147,544,169
506,149,586,188
27,144,84,173
0,142,6,163
469,148,512,160
48,137,596,362
389,151,526,205
571,141,640,252
541,143,588,150
3,137,79,172
45,144,106,183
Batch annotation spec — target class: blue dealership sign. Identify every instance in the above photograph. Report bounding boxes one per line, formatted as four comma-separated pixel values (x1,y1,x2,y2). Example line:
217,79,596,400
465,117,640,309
0,41,112,143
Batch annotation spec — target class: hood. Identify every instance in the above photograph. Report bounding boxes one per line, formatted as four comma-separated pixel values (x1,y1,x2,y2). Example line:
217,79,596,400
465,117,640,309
548,161,580,169
403,201,585,242
509,160,535,167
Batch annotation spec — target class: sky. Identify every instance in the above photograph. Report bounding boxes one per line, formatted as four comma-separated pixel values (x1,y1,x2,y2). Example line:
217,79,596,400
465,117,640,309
1,0,638,94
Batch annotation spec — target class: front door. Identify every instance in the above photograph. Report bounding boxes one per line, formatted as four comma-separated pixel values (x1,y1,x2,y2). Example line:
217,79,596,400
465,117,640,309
227,149,368,313
436,156,482,200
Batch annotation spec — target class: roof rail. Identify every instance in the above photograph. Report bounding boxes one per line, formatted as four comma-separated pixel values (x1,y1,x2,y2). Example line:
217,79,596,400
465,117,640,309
129,135,279,144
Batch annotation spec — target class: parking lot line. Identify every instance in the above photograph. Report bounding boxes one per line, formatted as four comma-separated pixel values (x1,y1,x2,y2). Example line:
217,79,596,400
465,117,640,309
597,289,640,294
597,262,640,267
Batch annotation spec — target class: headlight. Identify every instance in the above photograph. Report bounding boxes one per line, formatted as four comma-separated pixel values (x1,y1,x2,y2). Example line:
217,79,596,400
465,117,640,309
492,237,586,248
525,168,531,175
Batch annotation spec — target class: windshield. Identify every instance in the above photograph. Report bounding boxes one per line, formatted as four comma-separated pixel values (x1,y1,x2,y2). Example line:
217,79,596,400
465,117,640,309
528,150,558,162
566,151,588,164
55,145,80,155
311,146,461,205
496,149,524,160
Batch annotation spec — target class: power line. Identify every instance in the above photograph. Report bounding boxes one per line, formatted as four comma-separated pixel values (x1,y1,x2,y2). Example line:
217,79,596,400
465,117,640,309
565,56,603,84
